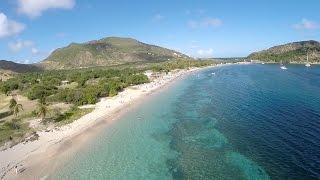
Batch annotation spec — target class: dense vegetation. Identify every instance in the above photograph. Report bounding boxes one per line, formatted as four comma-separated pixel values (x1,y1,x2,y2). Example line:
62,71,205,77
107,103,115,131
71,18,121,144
0,68,149,105
248,40,320,63
1,59,213,105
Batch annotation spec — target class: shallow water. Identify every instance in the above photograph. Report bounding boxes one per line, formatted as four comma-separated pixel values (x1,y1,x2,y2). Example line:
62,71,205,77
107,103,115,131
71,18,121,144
51,64,320,180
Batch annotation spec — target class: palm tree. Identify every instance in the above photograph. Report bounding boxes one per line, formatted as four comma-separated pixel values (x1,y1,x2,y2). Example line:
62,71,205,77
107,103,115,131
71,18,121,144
37,98,48,121
9,98,23,117
9,98,17,113
13,104,23,117
38,103,47,121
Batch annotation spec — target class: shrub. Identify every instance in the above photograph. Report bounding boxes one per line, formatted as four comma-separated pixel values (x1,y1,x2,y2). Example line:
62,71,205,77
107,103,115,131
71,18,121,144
27,85,57,100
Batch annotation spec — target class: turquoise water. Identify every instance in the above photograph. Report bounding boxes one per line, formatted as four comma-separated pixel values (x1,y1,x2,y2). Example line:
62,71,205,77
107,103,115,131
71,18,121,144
51,64,320,179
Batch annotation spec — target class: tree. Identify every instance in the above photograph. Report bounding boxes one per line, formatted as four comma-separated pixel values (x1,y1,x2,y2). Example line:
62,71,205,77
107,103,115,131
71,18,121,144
38,98,48,121
38,103,48,121
9,98,17,112
27,84,57,100
13,104,23,117
9,98,23,117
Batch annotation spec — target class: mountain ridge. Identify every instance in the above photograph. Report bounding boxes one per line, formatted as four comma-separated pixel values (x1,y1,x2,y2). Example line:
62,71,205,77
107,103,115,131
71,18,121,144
248,40,320,63
38,37,189,69
0,60,42,73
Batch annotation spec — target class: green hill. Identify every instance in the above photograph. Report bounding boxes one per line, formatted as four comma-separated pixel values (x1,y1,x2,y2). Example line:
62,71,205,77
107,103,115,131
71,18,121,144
0,60,41,73
248,40,320,63
0,60,42,81
39,37,189,69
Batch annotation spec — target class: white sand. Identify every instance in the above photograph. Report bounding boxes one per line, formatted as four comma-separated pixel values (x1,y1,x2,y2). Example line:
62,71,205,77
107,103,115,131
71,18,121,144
0,67,209,179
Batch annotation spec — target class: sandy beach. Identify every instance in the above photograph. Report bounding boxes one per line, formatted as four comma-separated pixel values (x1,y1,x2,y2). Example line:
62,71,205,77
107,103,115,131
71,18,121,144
0,66,213,180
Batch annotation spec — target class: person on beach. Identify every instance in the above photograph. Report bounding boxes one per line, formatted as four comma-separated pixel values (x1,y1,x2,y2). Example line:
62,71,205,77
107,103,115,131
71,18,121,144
15,166,18,175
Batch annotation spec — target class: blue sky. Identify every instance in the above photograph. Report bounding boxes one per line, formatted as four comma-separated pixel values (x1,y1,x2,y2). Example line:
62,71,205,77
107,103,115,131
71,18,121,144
0,0,319,63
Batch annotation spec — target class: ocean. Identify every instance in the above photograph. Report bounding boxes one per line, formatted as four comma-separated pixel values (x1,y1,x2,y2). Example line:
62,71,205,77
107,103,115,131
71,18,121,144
51,64,320,180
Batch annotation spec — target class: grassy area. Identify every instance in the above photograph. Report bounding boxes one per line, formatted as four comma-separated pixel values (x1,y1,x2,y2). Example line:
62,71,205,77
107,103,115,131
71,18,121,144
0,119,31,147
0,95,87,146
0,70,14,82
0,94,11,110
0,95,38,122
54,107,94,126
57,82,78,89
0,106,93,146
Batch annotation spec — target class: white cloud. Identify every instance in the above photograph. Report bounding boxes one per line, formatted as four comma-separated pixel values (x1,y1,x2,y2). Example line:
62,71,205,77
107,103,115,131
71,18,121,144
17,0,75,18
188,20,198,28
202,18,222,27
188,17,222,29
8,40,34,52
197,48,214,57
152,14,164,21
8,40,41,56
0,13,25,38
293,19,318,30
31,47,39,54
23,59,30,64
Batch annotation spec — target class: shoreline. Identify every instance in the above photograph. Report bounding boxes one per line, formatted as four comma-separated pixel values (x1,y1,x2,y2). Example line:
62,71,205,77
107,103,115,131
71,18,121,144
252,61,320,65
0,65,216,179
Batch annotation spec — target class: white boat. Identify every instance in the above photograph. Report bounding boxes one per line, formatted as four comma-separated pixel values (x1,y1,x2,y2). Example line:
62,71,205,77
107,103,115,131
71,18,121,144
305,53,311,67
280,61,287,70
280,66,287,70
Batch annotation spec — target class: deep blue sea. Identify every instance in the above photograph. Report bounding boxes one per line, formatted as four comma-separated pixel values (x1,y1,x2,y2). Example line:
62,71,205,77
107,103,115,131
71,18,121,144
52,64,320,180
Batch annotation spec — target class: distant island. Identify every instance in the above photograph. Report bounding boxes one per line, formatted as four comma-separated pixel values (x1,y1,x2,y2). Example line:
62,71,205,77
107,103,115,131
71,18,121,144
247,40,320,63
